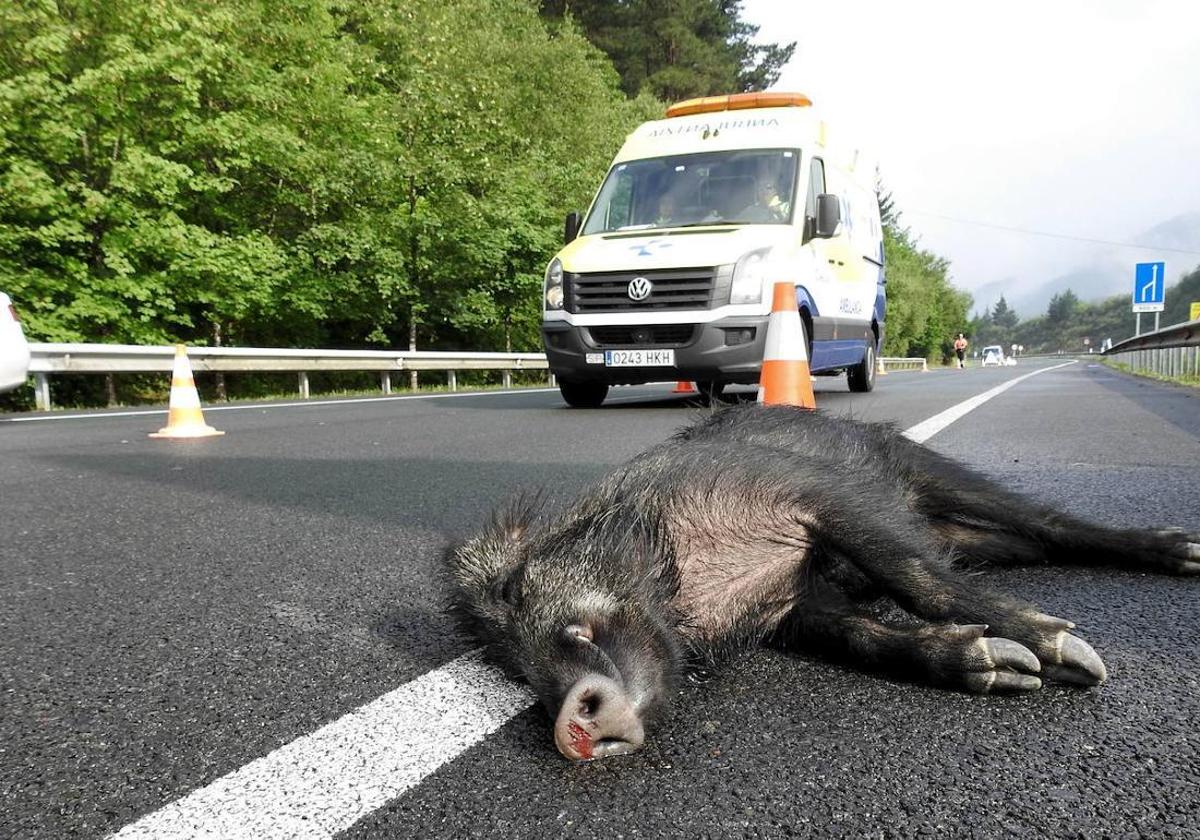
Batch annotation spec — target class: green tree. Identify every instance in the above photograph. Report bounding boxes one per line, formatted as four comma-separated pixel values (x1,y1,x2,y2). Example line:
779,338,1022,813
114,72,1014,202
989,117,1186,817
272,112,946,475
0,0,383,347
1046,289,1079,324
876,170,899,230
349,0,650,352
990,296,1019,330
539,0,794,101
879,224,970,361
0,0,647,362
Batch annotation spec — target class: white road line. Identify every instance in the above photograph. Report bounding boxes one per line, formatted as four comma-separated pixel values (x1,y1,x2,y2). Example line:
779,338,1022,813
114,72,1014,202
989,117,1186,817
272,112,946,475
902,361,1076,443
105,362,1075,838
1,388,560,423
109,651,533,839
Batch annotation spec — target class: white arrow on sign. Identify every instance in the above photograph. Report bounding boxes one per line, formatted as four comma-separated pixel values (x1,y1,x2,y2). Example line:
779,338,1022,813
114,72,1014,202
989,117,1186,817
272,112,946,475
1139,263,1159,302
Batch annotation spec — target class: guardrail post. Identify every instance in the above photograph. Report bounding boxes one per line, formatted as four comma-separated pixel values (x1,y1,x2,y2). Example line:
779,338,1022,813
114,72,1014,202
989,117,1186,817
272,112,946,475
502,371,512,389
549,373,556,387
298,372,310,399
447,370,457,392
34,372,51,411
381,372,391,395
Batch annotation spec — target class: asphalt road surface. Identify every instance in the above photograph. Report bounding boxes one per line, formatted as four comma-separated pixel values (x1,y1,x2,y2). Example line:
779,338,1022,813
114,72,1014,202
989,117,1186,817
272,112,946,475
2,361,1198,839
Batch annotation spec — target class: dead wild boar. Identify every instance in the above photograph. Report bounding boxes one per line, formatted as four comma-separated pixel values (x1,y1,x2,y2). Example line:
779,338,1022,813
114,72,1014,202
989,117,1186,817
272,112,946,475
445,404,1199,761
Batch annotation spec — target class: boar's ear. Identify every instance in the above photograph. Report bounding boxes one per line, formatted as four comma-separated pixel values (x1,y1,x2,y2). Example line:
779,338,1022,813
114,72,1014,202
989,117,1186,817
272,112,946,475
444,492,543,592
444,494,546,639
492,491,544,544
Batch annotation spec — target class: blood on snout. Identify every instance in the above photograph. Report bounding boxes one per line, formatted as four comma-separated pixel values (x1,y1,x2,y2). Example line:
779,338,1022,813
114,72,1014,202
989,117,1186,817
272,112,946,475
566,720,594,759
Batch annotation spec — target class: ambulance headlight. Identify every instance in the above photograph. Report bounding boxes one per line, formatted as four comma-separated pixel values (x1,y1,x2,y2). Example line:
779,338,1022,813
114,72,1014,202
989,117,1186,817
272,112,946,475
544,258,564,310
730,248,772,304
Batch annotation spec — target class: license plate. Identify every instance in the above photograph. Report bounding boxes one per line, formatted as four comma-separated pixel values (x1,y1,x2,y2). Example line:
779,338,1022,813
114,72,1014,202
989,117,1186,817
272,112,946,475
604,349,675,367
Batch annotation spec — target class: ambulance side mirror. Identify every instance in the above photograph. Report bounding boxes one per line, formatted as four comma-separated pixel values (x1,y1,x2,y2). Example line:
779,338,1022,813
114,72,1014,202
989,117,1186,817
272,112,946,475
814,194,841,238
564,211,580,245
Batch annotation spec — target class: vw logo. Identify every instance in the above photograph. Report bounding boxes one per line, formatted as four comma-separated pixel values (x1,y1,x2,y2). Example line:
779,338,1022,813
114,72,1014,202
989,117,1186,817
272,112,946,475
627,276,653,301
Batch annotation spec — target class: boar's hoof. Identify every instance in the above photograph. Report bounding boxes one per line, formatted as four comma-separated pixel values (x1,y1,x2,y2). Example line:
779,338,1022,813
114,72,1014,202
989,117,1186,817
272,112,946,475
964,636,1043,694
1156,529,1200,574
1040,632,1108,686
554,674,645,762
1176,539,1200,574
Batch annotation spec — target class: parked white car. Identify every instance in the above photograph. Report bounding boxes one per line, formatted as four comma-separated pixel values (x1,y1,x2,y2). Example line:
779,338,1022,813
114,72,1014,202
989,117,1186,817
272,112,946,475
0,292,32,392
981,345,1005,367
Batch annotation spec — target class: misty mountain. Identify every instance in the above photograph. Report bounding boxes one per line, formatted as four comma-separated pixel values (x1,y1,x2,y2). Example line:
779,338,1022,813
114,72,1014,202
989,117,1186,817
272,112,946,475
969,212,1200,318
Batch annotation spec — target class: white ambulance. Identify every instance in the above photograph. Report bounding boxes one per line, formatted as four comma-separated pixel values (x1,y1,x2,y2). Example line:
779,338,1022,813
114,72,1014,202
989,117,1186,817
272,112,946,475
541,92,886,407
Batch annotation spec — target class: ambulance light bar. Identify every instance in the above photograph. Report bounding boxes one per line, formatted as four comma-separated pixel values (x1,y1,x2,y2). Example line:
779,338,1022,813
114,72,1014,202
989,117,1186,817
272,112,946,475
665,92,813,118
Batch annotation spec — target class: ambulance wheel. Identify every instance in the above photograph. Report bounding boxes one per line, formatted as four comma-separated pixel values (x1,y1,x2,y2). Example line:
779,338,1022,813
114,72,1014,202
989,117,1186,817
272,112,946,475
848,342,876,393
559,381,608,408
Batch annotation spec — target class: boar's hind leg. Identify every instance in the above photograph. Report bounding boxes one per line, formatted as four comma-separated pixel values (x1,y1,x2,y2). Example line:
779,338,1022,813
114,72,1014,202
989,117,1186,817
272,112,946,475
772,579,1042,694
884,437,1200,575
932,494,1200,577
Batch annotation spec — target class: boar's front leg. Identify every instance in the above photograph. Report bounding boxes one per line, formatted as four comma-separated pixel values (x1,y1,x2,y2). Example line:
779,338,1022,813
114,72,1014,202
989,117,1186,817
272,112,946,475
772,577,1042,693
813,525,1109,687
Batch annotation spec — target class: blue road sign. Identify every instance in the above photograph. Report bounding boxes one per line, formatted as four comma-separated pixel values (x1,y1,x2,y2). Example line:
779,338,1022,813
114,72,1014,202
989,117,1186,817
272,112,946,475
1132,262,1165,312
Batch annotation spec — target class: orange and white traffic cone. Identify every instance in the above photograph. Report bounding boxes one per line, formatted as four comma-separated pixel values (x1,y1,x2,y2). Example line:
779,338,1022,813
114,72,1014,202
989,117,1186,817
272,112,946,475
672,381,695,394
757,282,816,409
149,344,224,439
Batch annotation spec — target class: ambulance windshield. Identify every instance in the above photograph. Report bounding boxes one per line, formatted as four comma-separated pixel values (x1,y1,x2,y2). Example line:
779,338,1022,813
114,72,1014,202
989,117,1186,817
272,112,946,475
581,148,799,235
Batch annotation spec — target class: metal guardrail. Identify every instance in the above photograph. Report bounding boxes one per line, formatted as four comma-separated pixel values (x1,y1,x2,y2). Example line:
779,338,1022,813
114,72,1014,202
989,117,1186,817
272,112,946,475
1099,319,1200,381
27,343,550,410
1102,319,1200,354
879,356,928,372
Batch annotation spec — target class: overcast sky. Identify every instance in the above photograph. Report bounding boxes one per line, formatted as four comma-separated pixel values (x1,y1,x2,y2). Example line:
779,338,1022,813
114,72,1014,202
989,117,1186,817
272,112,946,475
741,0,1200,315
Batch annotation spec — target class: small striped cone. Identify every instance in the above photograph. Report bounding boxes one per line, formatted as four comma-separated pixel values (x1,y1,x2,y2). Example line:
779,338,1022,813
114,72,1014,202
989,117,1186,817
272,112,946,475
757,282,816,409
149,345,224,439
876,355,888,376
672,381,695,394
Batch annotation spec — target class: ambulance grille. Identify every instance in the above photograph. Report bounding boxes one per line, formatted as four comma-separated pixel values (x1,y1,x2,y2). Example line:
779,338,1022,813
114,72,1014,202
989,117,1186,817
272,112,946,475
587,325,697,347
566,267,718,313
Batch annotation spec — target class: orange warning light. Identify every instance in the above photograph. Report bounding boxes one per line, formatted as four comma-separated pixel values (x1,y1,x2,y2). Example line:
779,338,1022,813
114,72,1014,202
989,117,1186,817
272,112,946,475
665,92,813,118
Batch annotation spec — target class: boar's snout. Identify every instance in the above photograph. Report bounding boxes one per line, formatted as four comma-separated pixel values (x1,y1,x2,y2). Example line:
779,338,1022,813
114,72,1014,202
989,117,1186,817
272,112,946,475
554,674,645,762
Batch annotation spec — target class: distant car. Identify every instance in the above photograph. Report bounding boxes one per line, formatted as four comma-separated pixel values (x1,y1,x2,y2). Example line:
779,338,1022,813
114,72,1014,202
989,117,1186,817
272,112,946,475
0,291,32,392
980,345,1005,367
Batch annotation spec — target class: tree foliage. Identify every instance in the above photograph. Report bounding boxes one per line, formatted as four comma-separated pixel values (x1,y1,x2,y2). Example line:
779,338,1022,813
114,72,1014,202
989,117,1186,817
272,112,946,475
0,0,648,354
1046,289,1079,324
538,0,794,101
